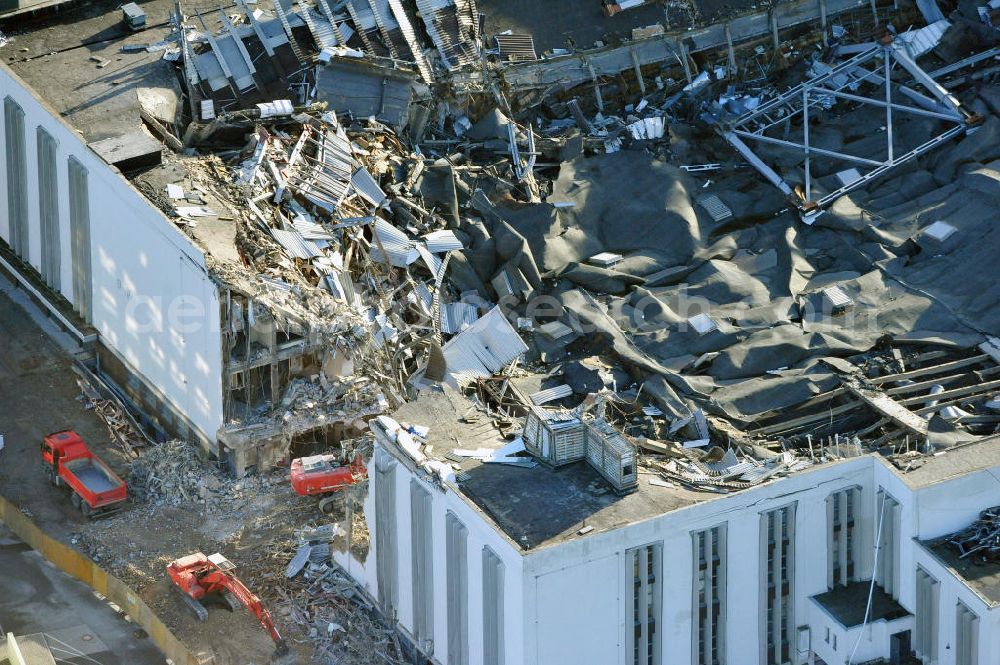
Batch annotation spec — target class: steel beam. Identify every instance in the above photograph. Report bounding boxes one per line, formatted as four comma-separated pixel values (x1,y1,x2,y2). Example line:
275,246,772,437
722,36,973,213
884,48,894,163
803,87,811,201
722,132,794,195
732,130,884,167
891,45,968,119
814,124,967,206
812,86,960,121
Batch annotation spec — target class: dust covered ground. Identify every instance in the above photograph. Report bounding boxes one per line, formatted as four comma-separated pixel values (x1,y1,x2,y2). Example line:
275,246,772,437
0,281,383,665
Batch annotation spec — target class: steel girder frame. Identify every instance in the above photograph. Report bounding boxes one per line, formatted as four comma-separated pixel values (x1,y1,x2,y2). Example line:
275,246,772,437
720,38,978,216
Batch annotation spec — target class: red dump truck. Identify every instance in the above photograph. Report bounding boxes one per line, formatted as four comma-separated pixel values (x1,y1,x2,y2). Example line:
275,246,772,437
41,430,127,517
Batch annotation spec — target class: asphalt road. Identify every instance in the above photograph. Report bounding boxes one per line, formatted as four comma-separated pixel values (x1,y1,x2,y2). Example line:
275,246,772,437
0,524,165,664
0,275,125,539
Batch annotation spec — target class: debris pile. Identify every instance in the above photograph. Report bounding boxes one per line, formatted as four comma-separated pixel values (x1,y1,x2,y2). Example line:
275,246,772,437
947,506,1000,563
279,560,407,665
127,439,272,507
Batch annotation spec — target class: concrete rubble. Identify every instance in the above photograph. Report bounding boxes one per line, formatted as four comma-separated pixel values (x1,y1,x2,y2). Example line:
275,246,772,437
10,0,1000,659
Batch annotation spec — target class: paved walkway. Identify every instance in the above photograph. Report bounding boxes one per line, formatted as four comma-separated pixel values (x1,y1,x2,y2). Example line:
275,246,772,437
0,524,165,665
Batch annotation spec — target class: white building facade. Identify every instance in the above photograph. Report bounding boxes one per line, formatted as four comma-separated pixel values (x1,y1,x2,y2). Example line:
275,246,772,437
0,64,225,447
341,428,1000,665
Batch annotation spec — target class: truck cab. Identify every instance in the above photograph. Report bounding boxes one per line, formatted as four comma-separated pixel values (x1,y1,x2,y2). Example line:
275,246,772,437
41,430,88,483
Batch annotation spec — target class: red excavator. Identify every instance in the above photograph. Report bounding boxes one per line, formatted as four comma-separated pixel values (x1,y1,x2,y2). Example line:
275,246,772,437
290,452,367,513
167,552,293,662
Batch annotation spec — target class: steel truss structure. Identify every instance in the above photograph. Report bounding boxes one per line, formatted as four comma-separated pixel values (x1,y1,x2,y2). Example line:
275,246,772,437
719,37,979,216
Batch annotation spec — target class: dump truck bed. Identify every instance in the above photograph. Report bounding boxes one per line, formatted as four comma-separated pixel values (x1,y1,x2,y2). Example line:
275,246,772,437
65,458,119,493
62,457,126,507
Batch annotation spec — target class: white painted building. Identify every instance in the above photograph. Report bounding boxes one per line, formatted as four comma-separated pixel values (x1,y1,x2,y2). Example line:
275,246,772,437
0,64,225,446
0,61,365,471
336,388,1000,665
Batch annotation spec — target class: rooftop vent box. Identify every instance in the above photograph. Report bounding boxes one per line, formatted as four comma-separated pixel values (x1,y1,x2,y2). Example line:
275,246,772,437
922,220,957,243
588,252,624,268
687,313,718,335
121,2,147,30
822,285,854,313
522,407,585,467
585,418,638,494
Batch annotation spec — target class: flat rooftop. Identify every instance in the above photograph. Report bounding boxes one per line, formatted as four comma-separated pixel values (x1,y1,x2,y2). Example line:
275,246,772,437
478,0,752,53
812,581,909,627
922,538,1000,607
386,388,1000,550
389,387,707,549
2,0,194,143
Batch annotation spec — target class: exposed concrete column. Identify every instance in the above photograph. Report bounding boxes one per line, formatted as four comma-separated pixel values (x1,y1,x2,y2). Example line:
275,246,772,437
870,0,879,23
770,9,780,50
677,39,693,85
630,47,647,95
725,24,737,78
270,362,280,407
586,61,605,112
819,0,829,46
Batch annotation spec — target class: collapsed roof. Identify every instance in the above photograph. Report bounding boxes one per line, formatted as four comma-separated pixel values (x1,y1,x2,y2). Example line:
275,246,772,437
5,0,1000,486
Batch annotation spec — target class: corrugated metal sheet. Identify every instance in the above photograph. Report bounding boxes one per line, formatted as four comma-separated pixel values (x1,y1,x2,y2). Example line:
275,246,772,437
271,228,322,259
440,302,479,334
352,166,387,206
441,306,528,385
626,115,665,140
529,384,573,405
536,321,574,340
292,216,333,240
495,34,537,62
424,229,464,253
413,243,442,277
371,218,419,267
897,19,950,59
290,126,354,212
697,194,733,221
413,0,478,70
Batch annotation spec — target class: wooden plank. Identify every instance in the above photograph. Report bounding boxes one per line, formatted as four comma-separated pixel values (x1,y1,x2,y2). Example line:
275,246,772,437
898,378,1000,406
844,381,928,436
636,438,672,455
871,354,989,385
884,365,1000,396
753,399,861,435
913,391,999,416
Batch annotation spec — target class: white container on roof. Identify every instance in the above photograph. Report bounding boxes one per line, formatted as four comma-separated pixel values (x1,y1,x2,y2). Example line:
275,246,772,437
822,285,854,313
588,252,624,268
922,220,957,242
687,313,718,335
522,407,586,467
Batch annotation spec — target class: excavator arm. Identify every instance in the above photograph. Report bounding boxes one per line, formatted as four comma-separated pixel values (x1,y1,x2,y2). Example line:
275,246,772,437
202,569,285,649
